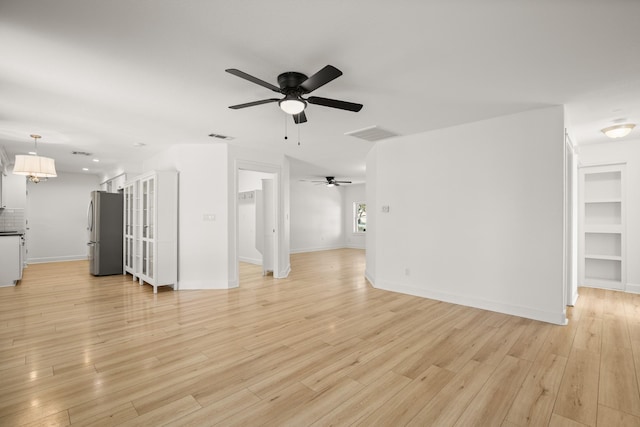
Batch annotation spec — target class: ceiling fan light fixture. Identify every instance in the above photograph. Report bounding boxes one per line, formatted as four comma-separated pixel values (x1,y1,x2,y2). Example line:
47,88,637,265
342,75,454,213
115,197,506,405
279,96,306,115
601,123,635,139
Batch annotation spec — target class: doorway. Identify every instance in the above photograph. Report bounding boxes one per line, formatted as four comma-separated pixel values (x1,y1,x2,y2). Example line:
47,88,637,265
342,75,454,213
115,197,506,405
233,160,286,287
238,169,277,278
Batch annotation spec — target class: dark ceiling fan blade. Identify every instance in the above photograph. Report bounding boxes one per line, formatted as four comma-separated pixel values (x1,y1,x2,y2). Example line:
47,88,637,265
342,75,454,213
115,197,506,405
299,65,343,93
307,96,363,112
293,111,307,124
225,69,281,93
334,181,352,184
228,98,280,109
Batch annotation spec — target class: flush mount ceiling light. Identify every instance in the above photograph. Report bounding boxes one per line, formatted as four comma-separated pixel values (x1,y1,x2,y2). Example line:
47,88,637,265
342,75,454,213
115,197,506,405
279,94,307,115
13,134,57,183
601,123,636,139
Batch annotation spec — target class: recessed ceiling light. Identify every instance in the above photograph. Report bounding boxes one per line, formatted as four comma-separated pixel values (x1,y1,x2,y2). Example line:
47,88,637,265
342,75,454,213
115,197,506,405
82,168,89,171
133,142,146,147
92,158,99,162
28,151,36,155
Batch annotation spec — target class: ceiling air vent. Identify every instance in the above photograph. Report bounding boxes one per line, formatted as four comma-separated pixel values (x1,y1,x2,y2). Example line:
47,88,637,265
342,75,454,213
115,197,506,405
208,133,234,141
344,125,399,142
72,151,92,156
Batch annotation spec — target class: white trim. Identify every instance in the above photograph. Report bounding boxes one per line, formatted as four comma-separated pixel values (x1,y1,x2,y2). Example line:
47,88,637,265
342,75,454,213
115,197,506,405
365,270,375,286
290,244,346,254
27,255,87,264
568,292,579,307
239,256,262,265
626,283,640,294
179,279,235,290
374,280,568,326
279,263,291,278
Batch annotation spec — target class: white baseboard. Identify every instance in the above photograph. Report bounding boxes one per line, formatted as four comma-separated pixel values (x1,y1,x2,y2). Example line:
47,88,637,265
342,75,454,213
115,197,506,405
345,243,366,250
365,269,375,286
179,279,235,290
568,292,579,307
290,244,346,254
373,280,568,326
276,264,291,279
239,256,262,265
626,283,640,294
27,255,88,264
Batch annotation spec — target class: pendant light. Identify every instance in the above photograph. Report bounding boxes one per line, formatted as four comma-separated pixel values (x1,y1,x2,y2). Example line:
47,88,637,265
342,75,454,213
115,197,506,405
13,134,57,183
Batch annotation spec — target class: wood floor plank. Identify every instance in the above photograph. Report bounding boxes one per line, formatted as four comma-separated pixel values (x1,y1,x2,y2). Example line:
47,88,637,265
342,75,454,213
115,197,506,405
599,345,640,417
353,364,454,426
309,370,412,426
597,404,640,426
165,389,261,427
406,359,496,426
572,316,602,354
553,348,600,427
505,352,568,426
453,355,532,426
1,251,639,426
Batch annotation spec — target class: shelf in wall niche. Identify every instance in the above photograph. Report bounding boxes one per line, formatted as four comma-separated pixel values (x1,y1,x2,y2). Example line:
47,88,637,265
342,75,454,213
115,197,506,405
583,225,622,234
584,170,621,200
585,232,621,258
584,198,622,204
585,258,622,282
579,163,625,291
584,201,621,225
585,254,622,261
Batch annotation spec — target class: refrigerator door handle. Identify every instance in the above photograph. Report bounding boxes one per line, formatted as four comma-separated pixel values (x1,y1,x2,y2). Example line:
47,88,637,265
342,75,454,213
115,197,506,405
87,200,94,232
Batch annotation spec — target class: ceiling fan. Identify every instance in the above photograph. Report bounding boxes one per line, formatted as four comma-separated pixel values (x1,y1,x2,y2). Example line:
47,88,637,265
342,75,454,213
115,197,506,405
309,176,352,187
225,65,363,124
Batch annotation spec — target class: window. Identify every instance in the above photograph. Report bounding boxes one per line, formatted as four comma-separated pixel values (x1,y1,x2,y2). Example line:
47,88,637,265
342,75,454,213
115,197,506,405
354,202,366,233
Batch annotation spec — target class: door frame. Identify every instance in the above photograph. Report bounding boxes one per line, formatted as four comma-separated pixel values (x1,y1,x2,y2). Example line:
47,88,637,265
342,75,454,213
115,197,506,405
232,160,283,287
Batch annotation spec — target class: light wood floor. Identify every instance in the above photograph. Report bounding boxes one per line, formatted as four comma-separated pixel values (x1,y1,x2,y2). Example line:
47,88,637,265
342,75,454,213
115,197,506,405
1,249,640,426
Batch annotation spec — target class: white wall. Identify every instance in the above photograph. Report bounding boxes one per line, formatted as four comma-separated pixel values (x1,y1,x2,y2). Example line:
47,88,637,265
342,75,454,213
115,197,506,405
143,143,230,289
26,172,101,263
343,183,366,249
290,180,344,253
577,138,640,292
367,106,567,325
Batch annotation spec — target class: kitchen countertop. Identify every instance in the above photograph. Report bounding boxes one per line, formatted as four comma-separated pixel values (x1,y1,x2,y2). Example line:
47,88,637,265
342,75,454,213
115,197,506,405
0,231,25,236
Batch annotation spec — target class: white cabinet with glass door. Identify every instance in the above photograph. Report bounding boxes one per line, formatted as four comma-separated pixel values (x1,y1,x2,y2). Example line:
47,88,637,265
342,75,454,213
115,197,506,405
123,180,138,280
123,170,178,293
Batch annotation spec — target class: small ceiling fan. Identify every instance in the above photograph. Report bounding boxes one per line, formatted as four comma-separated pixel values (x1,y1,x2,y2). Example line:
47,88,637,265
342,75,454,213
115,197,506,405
225,65,363,124
309,176,352,187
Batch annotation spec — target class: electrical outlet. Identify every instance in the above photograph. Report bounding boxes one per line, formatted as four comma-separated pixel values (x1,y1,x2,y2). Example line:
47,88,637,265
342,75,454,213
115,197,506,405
203,214,216,221
381,205,390,213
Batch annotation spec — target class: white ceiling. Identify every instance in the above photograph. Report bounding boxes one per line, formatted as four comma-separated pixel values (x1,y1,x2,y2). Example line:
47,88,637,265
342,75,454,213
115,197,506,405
1,0,639,181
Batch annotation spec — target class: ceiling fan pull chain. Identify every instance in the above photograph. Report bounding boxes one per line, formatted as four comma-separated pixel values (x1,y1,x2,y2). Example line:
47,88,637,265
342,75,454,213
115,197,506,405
297,122,301,146
284,114,288,140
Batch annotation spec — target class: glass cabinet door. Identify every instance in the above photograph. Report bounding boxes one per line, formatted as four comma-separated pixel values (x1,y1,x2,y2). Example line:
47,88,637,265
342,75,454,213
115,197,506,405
140,177,155,280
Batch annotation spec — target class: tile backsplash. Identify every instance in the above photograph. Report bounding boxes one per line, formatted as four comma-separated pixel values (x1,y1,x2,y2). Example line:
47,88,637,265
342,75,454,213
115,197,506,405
0,209,25,232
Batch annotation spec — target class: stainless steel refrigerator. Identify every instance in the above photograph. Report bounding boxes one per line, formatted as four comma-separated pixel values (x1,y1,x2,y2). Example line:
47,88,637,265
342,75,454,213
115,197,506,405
87,191,123,276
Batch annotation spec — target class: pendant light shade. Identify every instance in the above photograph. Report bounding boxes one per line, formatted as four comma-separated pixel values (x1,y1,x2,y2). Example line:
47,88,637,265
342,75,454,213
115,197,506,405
13,134,57,183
